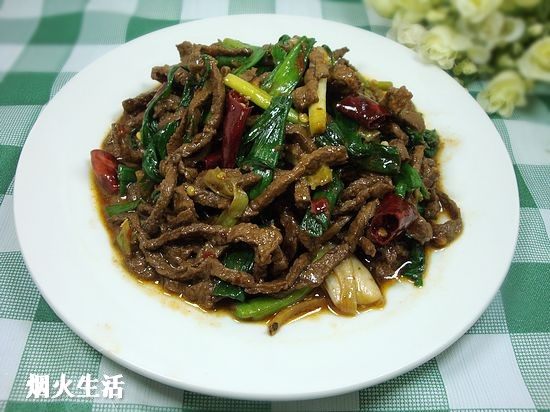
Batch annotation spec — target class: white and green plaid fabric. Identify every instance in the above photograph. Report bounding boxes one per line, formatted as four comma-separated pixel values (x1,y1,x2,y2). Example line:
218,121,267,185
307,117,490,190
0,1,548,411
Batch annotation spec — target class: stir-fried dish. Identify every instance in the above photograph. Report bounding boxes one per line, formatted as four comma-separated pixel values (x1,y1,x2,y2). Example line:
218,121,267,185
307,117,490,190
91,36,463,335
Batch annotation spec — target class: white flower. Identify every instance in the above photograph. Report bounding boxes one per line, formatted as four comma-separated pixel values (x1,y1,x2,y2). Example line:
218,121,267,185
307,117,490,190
462,60,478,75
476,71,527,116
518,36,550,82
514,0,540,7
468,44,492,64
452,0,502,23
426,8,449,23
476,11,505,47
398,23,427,48
527,23,544,38
419,25,471,69
499,16,525,44
396,0,434,14
368,0,398,18
388,14,428,49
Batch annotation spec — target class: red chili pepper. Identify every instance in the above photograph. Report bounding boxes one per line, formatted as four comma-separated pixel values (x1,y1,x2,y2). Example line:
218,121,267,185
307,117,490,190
310,197,329,215
90,149,119,194
222,90,252,168
204,151,222,169
368,193,417,245
335,95,390,129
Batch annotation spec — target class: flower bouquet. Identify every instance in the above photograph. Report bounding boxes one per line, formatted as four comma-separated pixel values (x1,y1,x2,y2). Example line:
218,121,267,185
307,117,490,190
367,0,550,116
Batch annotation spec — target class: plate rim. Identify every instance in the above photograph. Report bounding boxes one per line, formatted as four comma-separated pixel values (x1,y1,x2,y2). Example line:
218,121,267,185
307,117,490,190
13,14,520,400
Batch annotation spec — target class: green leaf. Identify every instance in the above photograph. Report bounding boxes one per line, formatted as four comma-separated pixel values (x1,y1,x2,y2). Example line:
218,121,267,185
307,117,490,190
212,280,246,302
407,128,439,158
400,241,425,287
105,199,141,217
117,164,137,196
394,163,429,199
262,36,315,96
242,95,292,169
248,168,274,200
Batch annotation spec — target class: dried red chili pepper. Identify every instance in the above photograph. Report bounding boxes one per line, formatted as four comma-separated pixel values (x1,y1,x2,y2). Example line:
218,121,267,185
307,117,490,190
204,151,222,169
369,193,417,245
222,90,252,168
310,197,329,215
90,149,119,194
335,95,390,129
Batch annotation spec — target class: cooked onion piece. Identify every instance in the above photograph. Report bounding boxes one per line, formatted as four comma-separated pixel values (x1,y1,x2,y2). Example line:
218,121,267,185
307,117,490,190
267,297,325,335
324,256,382,314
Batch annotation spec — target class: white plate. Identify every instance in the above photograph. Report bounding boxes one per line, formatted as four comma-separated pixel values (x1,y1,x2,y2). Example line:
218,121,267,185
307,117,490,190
14,15,519,400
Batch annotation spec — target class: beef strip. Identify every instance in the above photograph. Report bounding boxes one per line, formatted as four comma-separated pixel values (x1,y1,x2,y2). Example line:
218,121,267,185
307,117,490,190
142,162,178,234
329,59,362,96
244,253,311,294
294,178,310,209
332,47,349,60
382,86,425,131
335,181,393,215
340,175,393,201
389,138,410,161
279,210,299,259
238,67,257,82
169,59,225,160
122,90,156,114
296,243,350,287
344,200,379,251
163,278,216,309
383,122,409,144
292,47,330,111
411,145,425,171
406,215,433,244
316,215,352,245
200,44,252,56
285,124,316,153
370,242,410,280
421,157,439,189
150,65,190,86
430,191,463,247
124,250,158,281
107,120,142,164
423,189,441,219
243,146,348,218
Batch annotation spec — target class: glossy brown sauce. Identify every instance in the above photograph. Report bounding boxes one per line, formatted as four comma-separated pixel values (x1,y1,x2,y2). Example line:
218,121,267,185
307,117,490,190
93,121,454,328
93,170,438,327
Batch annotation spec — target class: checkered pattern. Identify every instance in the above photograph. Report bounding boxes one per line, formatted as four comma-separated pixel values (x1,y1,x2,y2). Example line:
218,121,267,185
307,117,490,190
0,1,548,410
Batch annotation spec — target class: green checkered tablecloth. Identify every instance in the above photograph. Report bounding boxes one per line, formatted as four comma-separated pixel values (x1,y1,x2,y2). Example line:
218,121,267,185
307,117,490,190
0,0,549,411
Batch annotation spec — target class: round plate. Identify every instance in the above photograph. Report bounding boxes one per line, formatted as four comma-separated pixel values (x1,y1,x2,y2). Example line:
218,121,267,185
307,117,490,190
14,15,519,400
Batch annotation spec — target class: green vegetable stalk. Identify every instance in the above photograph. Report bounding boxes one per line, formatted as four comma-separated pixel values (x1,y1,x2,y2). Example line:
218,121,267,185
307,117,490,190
407,128,440,158
140,64,179,147
317,115,401,175
212,245,255,302
241,95,292,170
248,168,274,200
400,241,425,286
300,173,344,237
220,38,267,76
117,164,137,196
394,163,429,199
270,34,291,65
140,64,181,182
223,74,305,124
262,36,315,96
105,199,141,217
235,287,312,320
